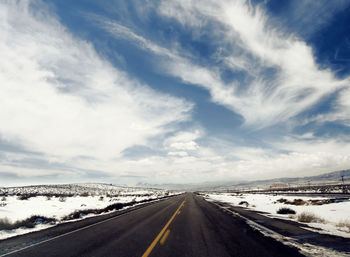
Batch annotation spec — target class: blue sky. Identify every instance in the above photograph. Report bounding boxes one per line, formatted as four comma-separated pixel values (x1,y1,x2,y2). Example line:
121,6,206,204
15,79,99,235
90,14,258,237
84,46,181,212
1,0,350,186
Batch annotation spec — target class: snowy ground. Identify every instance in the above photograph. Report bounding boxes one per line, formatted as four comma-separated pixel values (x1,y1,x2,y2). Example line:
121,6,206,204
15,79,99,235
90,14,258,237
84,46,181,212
0,183,166,197
0,183,179,240
205,193,350,238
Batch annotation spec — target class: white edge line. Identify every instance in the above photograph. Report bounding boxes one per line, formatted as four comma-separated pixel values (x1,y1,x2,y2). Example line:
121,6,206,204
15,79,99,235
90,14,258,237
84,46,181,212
0,211,131,257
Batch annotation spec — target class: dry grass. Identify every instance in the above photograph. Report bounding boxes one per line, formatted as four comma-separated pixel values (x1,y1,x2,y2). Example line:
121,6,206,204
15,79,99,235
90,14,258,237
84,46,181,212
61,196,165,221
336,220,350,232
297,212,325,223
309,199,336,205
276,198,307,205
17,194,33,200
276,198,339,206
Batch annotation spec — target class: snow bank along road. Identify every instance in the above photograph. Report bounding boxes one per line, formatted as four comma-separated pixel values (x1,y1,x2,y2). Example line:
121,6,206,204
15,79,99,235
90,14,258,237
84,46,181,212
0,193,304,257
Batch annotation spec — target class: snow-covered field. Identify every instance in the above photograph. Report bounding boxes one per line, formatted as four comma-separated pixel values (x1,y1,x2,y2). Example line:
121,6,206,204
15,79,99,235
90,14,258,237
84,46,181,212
205,193,350,238
0,183,165,197
0,183,179,240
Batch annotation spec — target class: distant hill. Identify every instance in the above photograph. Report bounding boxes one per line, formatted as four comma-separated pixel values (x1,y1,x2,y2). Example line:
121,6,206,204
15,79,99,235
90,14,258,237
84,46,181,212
136,182,196,191
220,169,350,191
303,169,350,182
137,169,350,190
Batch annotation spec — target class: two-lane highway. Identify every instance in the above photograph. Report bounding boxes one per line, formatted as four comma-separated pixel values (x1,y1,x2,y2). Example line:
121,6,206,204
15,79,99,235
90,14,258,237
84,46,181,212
0,193,304,257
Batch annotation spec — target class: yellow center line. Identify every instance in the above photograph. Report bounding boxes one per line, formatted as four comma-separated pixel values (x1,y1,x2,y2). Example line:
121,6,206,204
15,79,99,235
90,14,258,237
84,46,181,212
159,229,170,245
141,200,185,257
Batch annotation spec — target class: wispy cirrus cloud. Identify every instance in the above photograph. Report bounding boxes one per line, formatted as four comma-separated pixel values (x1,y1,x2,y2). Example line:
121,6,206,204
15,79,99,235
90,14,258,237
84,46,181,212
87,13,177,59
158,0,350,127
90,0,350,129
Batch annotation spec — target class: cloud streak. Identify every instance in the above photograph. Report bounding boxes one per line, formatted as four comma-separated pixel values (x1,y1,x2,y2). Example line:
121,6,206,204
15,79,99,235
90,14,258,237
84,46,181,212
158,0,350,127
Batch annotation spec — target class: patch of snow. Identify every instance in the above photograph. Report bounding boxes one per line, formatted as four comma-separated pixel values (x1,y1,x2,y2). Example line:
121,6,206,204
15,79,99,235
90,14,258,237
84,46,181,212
205,193,350,238
1,195,115,222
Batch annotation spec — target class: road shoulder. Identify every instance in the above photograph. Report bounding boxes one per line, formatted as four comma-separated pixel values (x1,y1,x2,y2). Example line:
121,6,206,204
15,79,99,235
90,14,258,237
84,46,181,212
204,196,350,256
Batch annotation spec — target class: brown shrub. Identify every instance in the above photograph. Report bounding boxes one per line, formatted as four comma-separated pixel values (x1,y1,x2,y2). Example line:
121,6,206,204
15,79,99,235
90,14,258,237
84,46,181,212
292,199,307,205
309,199,335,205
277,207,296,214
276,198,288,203
276,198,307,205
297,212,325,223
238,201,249,207
17,194,34,200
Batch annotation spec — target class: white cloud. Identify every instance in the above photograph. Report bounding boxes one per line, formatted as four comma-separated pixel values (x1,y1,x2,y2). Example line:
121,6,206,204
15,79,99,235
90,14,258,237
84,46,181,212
0,1,192,177
229,151,350,180
164,130,201,151
105,139,350,183
318,88,350,126
167,151,188,157
0,164,78,178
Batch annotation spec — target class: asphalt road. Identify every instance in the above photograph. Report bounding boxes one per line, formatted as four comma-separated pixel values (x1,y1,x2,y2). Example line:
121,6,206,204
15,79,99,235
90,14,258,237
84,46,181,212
1,193,304,257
